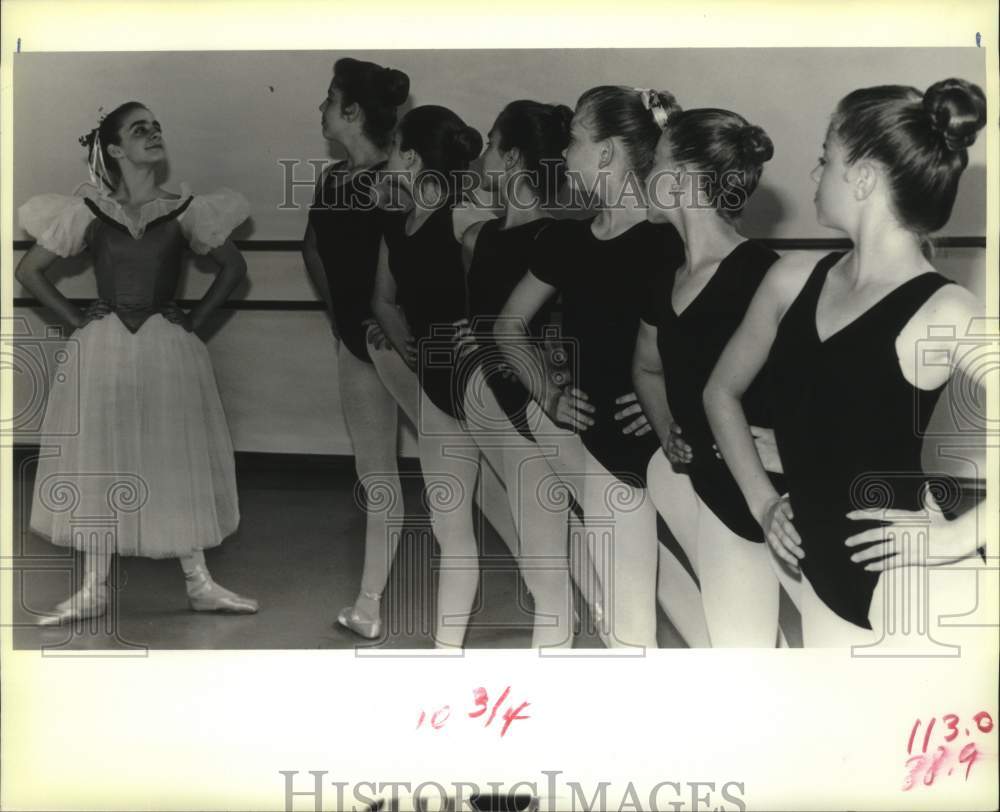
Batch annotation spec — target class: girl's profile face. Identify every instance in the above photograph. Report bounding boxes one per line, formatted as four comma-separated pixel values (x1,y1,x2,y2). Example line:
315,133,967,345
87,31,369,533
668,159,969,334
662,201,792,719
562,109,604,194
112,107,166,168
319,79,356,142
646,133,684,225
810,128,853,230
383,129,417,204
480,126,507,190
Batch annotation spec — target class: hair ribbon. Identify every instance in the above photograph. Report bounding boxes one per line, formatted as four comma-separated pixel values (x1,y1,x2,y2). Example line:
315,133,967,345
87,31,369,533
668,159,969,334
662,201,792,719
636,88,671,130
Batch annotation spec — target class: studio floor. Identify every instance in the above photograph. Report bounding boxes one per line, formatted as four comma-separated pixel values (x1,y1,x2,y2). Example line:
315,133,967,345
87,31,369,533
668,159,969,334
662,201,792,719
8,449,800,651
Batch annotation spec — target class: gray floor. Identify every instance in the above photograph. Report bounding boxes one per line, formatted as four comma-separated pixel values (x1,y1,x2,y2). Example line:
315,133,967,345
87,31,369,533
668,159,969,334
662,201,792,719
11,450,732,651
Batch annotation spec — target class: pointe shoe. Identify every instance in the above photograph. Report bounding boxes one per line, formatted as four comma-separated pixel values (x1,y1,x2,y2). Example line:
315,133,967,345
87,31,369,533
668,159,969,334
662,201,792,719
38,583,108,626
336,590,382,639
185,565,259,614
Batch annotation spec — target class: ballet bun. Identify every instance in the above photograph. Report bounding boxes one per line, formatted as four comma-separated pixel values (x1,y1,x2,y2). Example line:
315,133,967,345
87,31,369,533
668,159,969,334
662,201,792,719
923,78,987,152
449,125,483,161
739,124,774,164
551,103,574,138
378,67,410,107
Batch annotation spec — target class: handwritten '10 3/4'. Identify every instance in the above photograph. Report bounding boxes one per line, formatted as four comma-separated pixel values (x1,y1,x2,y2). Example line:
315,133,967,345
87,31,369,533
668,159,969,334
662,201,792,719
903,710,994,790
416,686,531,738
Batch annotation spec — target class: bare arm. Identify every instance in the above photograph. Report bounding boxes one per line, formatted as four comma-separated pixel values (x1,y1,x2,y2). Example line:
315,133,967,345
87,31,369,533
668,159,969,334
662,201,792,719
14,245,87,329
497,273,594,431
845,284,990,568
703,254,812,565
184,239,248,332
370,236,416,365
704,256,808,520
631,319,675,449
302,221,332,311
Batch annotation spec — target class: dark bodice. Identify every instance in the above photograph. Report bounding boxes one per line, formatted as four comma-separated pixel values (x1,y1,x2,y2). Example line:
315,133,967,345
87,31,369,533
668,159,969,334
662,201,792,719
84,197,193,333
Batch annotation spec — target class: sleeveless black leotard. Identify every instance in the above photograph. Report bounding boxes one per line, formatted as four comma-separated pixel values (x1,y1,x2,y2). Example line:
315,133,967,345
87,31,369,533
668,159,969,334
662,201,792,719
643,239,787,543
381,202,467,419
531,217,685,486
308,160,385,362
768,252,954,628
466,217,556,441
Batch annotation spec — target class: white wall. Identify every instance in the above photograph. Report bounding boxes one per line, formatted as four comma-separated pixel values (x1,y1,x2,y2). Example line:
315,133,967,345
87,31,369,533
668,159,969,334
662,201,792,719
11,49,988,463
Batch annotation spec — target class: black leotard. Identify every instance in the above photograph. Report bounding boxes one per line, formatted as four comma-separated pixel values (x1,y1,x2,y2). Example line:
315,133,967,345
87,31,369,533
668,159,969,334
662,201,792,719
531,217,685,486
466,217,556,441
308,160,385,362
769,252,953,628
380,202,467,419
642,239,787,542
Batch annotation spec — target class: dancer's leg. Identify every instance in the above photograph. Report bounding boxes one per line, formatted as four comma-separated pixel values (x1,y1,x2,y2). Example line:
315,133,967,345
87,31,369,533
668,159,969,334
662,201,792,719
370,341,518,555
338,343,403,625
505,448,573,648
581,449,658,649
799,573,875,648
696,501,780,647
525,399,604,622
646,449,711,647
179,550,258,613
464,374,573,649
37,545,112,625
418,391,481,649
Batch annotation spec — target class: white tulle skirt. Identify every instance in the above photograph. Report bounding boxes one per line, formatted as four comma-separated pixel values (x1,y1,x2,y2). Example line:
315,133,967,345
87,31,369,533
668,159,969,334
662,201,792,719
30,313,240,558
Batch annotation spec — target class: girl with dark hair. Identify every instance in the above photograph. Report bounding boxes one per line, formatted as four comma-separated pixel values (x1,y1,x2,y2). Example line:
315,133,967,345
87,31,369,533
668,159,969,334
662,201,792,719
455,100,578,648
17,102,257,623
301,57,412,638
704,79,988,646
498,86,697,649
367,104,489,648
634,107,793,647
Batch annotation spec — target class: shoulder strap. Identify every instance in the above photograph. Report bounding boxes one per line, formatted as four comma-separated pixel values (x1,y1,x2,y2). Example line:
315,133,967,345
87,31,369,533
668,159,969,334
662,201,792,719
869,272,955,336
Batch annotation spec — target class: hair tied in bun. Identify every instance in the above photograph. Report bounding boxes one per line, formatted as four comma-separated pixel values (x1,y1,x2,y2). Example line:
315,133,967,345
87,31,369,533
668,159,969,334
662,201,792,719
739,124,775,164
923,78,987,153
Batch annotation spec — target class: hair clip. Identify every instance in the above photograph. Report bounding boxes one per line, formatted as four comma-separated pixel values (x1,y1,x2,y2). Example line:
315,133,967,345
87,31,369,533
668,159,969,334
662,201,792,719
636,88,670,130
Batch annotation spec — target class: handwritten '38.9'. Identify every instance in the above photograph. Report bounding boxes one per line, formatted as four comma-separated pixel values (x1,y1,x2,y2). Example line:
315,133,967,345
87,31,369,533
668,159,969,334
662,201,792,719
903,710,994,790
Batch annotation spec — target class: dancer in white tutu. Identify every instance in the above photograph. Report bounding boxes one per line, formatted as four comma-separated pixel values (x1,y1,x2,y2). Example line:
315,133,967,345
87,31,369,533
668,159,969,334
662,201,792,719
15,101,258,624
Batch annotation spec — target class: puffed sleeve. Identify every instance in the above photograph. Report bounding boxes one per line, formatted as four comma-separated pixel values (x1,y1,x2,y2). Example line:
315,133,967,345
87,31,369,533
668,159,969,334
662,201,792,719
180,188,250,255
17,194,95,257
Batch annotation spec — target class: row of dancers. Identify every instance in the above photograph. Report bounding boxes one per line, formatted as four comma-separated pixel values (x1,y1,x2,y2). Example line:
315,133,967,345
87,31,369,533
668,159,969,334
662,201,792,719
16,57,988,647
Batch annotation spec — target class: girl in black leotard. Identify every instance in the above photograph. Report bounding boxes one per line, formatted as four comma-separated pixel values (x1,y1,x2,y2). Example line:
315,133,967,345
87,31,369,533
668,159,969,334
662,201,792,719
498,86,687,649
705,79,988,646
301,58,410,639
367,105,486,649
634,108,793,647
456,100,579,648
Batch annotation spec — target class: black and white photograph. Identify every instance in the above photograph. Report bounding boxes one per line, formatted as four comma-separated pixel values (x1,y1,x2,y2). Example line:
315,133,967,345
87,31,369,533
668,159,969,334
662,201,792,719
1,1,997,810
